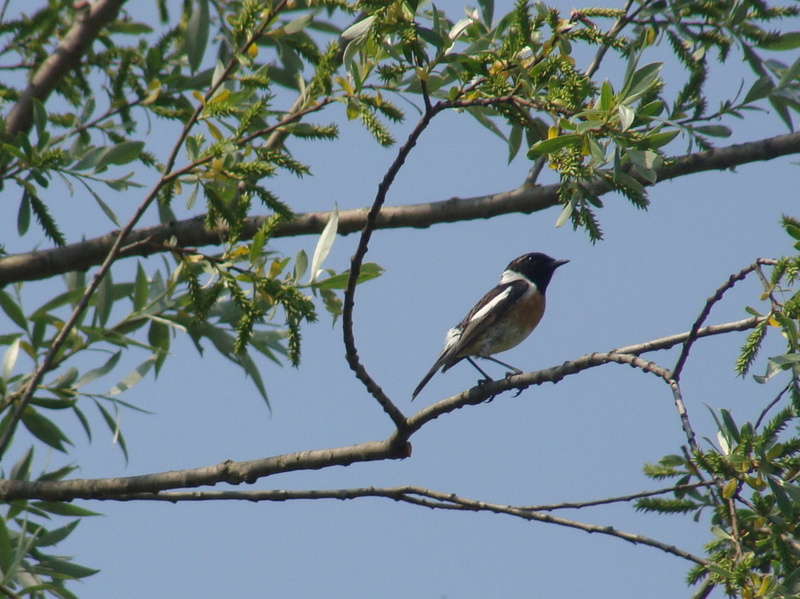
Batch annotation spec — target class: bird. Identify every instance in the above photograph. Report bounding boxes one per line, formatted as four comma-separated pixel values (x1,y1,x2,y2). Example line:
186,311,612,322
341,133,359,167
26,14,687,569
412,252,568,400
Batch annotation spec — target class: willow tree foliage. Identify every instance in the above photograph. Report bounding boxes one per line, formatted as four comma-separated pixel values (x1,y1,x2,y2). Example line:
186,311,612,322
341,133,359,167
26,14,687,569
1,0,800,597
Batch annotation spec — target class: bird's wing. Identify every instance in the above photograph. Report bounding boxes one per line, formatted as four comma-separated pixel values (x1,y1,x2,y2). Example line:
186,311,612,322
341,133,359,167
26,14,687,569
412,280,529,400
442,280,529,368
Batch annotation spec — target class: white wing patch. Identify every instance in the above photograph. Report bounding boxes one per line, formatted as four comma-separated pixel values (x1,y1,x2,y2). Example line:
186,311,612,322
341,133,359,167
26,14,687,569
442,325,462,353
468,286,513,325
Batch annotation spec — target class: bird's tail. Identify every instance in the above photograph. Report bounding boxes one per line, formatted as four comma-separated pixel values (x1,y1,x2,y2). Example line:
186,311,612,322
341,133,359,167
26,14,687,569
411,361,444,400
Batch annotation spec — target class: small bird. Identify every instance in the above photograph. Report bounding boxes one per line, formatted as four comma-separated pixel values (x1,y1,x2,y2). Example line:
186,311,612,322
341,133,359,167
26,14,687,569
412,252,568,400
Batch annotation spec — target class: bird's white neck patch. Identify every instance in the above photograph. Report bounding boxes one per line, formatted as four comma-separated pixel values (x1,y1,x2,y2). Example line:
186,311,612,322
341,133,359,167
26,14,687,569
500,269,536,289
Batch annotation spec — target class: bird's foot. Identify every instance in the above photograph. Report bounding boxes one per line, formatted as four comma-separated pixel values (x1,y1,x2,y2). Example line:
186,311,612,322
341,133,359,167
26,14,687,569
476,377,498,402
503,370,523,397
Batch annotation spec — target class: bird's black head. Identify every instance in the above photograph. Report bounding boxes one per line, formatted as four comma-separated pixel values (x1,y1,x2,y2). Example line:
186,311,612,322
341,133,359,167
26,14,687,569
506,252,568,293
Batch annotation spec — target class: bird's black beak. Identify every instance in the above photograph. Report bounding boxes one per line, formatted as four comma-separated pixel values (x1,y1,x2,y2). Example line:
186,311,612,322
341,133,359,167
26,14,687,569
552,259,569,269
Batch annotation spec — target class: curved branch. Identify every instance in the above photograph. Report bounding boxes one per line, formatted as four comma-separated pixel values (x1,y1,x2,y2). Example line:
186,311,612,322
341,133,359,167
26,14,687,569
3,0,128,138
407,316,764,434
108,484,707,564
672,259,776,382
0,316,759,503
110,480,714,512
2,130,799,287
341,95,523,430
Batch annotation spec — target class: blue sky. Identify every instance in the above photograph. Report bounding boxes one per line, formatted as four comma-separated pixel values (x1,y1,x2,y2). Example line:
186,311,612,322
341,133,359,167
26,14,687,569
2,0,800,597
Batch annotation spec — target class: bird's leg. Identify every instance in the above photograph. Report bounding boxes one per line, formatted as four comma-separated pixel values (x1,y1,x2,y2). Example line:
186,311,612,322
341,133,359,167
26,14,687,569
466,357,498,402
481,355,523,377
466,357,494,385
480,356,525,397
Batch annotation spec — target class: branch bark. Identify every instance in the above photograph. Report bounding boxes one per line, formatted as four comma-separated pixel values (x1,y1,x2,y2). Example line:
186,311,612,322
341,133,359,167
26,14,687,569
3,0,128,139
0,315,761,502
2,129,799,287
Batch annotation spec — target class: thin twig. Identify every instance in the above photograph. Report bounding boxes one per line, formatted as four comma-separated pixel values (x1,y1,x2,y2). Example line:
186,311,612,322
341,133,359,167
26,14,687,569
673,263,758,382
583,0,638,78
754,381,792,429
522,481,714,512
102,484,707,564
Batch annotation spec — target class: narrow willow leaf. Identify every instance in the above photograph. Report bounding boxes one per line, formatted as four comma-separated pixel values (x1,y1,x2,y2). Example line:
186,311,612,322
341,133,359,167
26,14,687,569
314,263,384,289
309,204,339,284
108,354,157,395
96,140,145,170
75,351,122,388
527,134,581,157
557,192,579,227
17,192,31,235
94,270,113,327
185,0,210,72
21,408,72,452
341,15,375,40
0,517,13,576
2,337,21,379
0,290,28,330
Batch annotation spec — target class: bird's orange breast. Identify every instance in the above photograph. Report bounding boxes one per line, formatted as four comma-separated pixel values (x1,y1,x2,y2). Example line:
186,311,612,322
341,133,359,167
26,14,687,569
463,290,546,357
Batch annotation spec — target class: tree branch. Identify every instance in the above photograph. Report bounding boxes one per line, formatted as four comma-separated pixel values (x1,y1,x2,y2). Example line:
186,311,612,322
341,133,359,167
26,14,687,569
2,130,799,287
0,439,404,501
3,0,128,139
407,316,764,433
105,484,708,564
0,315,761,502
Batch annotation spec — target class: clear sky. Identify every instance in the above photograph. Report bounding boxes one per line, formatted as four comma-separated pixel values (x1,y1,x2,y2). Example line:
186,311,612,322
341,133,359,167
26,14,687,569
2,0,800,597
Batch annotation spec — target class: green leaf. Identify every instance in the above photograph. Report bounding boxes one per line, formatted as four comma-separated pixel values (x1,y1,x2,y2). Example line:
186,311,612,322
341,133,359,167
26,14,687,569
768,476,795,518
527,134,582,157
555,197,576,228
0,517,13,577
108,354,157,395
94,400,129,462
293,249,308,282
0,290,28,331
94,270,113,327
10,447,34,481
17,192,31,236
133,263,149,311
2,337,20,380
507,124,523,164
778,55,800,89
21,408,72,452
620,62,662,104
314,263,384,290
284,13,312,35
640,128,680,149
40,556,100,579
477,0,493,25
599,80,613,111
694,125,732,138
36,520,80,547
743,75,774,104
96,141,145,170
786,223,800,241
250,229,267,266
75,351,122,388
759,32,800,51
617,104,634,131
32,502,100,517
341,15,376,40
185,0,210,72
308,204,339,284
